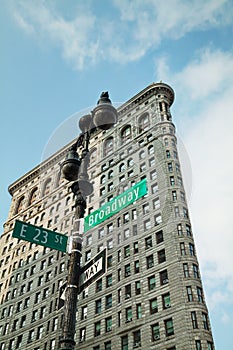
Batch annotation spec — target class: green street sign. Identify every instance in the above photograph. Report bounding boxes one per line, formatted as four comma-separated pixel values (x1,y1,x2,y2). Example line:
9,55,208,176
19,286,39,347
12,220,68,252
84,178,147,232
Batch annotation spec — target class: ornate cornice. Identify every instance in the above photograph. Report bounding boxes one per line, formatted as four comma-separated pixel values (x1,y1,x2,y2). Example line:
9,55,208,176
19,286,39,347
118,82,174,117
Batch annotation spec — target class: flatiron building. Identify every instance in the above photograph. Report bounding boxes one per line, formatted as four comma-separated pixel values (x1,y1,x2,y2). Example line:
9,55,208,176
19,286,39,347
0,83,215,350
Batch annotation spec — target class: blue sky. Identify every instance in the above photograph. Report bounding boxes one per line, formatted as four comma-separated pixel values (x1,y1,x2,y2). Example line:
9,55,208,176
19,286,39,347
1,0,233,348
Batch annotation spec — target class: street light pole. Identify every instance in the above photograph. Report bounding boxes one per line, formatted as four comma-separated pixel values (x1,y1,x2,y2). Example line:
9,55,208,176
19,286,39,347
58,92,118,350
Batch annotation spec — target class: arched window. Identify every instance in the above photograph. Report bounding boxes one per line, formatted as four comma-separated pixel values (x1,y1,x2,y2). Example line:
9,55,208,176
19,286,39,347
100,175,106,184
121,126,131,144
119,163,125,173
103,137,114,157
139,113,150,133
148,145,154,155
15,196,25,214
108,170,114,179
29,187,38,205
43,178,52,196
127,158,133,167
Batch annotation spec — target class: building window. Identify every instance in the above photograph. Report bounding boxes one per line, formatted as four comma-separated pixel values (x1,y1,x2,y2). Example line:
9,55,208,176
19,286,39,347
183,263,190,278
160,270,168,285
79,327,86,342
29,187,38,205
197,287,204,303
202,312,209,330
103,137,114,156
177,224,183,235
125,307,132,322
156,230,163,244
149,158,155,167
151,323,160,341
148,145,154,154
154,214,162,225
139,112,150,132
170,176,175,186
148,275,156,290
124,228,130,239
150,169,157,180
95,299,102,314
183,207,189,218
207,342,214,350
166,150,171,158
146,255,154,269
96,279,102,292
189,243,195,256
174,206,180,217
150,298,158,314
94,321,101,337
119,163,126,173
145,236,152,249
134,260,140,273
144,219,151,231
140,162,146,172
139,150,145,159
186,286,193,302
162,293,171,309
105,317,112,332
121,125,131,144
123,212,130,224
153,197,160,210
193,264,199,278
121,335,128,350
158,249,166,263
135,281,141,295
106,294,112,309
143,203,150,214
180,242,186,255
134,241,139,254
151,183,158,194
106,274,112,288
186,224,192,236
133,330,141,347
165,318,174,336
172,190,177,201
81,306,87,320
125,264,131,277
191,311,198,329
136,303,142,319
168,162,173,172
195,340,202,350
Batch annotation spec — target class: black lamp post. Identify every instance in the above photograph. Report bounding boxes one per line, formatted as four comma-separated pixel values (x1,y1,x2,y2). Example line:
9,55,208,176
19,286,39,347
59,92,118,350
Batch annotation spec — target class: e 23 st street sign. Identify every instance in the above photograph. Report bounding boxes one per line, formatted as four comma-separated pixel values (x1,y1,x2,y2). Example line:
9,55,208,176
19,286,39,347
12,220,68,252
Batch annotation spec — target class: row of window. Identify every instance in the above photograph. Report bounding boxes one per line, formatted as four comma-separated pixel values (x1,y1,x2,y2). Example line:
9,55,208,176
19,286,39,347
80,291,171,321
0,310,59,336
79,317,174,344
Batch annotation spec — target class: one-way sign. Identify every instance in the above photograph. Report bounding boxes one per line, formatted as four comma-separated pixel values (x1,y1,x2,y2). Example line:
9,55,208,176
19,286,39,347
79,249,106,292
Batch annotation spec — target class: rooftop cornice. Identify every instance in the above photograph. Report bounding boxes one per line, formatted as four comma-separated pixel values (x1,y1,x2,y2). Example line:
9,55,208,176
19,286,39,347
118,82,174,117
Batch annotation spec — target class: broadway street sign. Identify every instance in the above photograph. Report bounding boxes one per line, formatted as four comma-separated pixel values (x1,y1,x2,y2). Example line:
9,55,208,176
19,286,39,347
12,220,68,253
84,178,147,232
79,248,106,292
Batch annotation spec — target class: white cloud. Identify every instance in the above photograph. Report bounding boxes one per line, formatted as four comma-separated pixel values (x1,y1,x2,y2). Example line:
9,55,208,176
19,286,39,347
155,48,233,309
10,0,232,69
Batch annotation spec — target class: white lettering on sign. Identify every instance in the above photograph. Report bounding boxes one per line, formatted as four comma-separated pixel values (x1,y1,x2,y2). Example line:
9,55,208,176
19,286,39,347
84,257,103,283
20,224,28,238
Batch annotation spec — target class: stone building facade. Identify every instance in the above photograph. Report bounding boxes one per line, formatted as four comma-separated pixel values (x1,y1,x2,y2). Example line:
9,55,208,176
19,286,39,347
0,83,215,350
